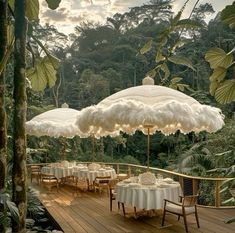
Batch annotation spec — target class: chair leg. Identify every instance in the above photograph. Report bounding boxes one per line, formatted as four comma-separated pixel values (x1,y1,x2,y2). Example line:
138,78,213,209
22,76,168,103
110,198,112,211
121,203,125,217
178,215,180,221
183,214,188,233
87,179,91,190
195,208,200,228
118,202,120,211
161,209,166,226
134,207,137,219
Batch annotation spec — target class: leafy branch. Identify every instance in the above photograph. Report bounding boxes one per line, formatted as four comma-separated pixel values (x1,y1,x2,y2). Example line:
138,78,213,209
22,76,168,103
139,0,203,90
205,2,235,104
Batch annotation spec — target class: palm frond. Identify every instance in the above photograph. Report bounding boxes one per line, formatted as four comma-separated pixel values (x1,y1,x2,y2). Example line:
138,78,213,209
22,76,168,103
6,200,19,223
27,188,45,218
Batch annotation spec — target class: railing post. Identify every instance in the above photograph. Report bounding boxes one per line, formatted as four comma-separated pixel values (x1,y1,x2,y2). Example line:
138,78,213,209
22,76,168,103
215,180,221,207
128,165,131,177
192,179,199,195
117,164,119,174
179,176,184,194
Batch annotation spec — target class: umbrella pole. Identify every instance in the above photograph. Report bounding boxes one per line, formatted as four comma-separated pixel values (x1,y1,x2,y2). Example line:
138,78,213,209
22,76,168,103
147,127,150,170
62,138,67,160
92,135,95,162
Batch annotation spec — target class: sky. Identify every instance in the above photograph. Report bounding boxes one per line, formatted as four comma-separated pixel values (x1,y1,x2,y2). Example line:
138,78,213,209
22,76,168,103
39,0,234,35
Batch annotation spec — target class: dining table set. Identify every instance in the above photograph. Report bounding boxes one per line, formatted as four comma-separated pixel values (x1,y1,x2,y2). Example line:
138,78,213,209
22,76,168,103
40,161,117,188
116,172,182,215
40,162,182,218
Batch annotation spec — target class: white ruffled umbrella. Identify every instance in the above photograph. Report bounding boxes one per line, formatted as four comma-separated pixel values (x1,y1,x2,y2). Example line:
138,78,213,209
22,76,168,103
26,104,86,138
76,77,225,168
26,104,119,160
26,104,87,160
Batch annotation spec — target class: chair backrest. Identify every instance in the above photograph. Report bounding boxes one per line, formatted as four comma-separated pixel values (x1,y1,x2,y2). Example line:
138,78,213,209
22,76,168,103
94,176,111,184
41,173,57,180
182,195,198,206
31,165,41,173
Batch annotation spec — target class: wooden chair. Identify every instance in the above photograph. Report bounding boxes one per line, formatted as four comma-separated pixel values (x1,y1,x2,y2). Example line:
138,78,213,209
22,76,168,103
162,195,200,233
41,173,59,192
30,165,41,184
93,176,111,195
108,178,125,215
108,178,119,211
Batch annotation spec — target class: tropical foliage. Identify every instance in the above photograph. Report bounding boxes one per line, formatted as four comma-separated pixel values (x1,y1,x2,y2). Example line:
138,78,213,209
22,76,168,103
205,1,235,104
0,0,61,232
0,0,235,230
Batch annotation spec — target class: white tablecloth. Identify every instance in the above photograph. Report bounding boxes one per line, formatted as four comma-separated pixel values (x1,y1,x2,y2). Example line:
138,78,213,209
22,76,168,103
73,168,117,183
116,181,182,210
41,166,87,179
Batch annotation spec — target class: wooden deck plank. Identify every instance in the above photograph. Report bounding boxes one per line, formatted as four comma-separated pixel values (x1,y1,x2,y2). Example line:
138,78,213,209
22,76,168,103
34,184,235,233
48,202,87,233
55,188,113,233
39,191,76,233
41,192,87,233
61,188,157,233
48,190,99,233
75,198,157,233
47,206,76,233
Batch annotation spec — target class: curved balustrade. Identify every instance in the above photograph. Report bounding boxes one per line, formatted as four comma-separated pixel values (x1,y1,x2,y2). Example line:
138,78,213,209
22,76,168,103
27,162,235,208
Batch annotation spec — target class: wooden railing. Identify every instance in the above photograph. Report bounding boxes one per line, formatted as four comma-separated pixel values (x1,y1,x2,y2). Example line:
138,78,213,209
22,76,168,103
27,162,235,208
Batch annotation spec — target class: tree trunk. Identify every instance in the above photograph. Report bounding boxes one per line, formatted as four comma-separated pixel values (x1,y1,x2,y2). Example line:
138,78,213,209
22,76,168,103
0,1,8,232
12,1,27,232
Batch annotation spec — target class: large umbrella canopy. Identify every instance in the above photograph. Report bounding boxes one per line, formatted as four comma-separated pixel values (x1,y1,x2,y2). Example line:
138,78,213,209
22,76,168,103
76,77,224,136
26,105,119,159
76,77,224,168
26,107,86,138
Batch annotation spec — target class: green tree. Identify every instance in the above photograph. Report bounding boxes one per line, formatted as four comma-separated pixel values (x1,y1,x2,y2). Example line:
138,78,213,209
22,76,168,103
107,0,173,32
12,1,28,232
78,69,110,108
1,1,61,232
0,1,8,232
139,0,203,88
7,1,28,231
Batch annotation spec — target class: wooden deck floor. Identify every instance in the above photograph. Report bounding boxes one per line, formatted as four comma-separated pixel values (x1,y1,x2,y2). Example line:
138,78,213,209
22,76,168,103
33,184,235,233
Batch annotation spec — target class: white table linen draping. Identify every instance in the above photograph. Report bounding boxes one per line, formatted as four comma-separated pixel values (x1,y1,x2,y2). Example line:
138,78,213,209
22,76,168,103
116,182,182,210
73,168,117,183
41,166,87,179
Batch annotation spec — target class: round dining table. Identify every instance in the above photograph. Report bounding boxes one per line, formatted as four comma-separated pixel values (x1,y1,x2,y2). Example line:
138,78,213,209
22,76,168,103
116,180,182,210
41,165,87,179
73,167,117,184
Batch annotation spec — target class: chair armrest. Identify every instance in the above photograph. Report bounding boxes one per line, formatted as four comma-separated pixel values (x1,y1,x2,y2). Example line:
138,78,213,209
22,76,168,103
179,195,183,202
164,199,182,207
181,195,198,198
179,195,198,201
